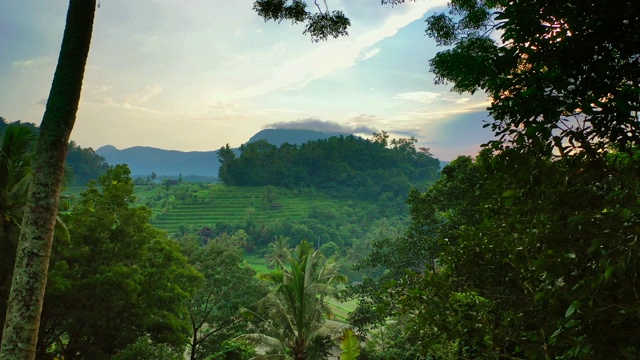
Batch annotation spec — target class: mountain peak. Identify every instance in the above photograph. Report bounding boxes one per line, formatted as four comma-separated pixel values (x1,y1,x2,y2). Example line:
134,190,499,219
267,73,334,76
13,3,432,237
96,145,118,154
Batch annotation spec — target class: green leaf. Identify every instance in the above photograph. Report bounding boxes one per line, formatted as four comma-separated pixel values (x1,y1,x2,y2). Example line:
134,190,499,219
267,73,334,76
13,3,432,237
565,303,576,318
340,328,360,360
620,208,631,220
549,328,562,345
604,265,616,280
502,190,517,197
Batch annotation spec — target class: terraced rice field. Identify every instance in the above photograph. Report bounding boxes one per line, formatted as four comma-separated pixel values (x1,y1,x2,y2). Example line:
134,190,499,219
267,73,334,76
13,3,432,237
148,185,350,234
327,297,357,322
64,183,365,236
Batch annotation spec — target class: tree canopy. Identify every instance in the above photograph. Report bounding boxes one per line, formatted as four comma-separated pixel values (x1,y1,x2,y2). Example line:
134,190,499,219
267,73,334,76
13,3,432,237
240,240,347,360
218,133,440,202
178,234,265,360
346,1,640,358
425,0,640,156
35,165,201,359
253,0,350,42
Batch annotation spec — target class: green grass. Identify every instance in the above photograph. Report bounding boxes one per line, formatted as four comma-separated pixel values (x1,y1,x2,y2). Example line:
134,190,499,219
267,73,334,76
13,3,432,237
243,253,272,276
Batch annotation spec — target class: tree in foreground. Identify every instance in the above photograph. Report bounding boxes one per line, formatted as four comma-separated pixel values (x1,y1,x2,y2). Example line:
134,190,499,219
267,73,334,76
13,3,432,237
425,0,640,156
0,1,97,358
422,1,640,357
0,124,35,340
36,165,201,360
178,234,265,360
342,0,640,358
240,241,347,360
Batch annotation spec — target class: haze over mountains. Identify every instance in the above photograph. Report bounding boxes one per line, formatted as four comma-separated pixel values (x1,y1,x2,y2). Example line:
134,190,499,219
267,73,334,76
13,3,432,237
96,128,350,176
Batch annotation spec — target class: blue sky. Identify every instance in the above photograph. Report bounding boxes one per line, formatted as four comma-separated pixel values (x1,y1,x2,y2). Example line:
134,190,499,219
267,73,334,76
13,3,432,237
0,0,494,160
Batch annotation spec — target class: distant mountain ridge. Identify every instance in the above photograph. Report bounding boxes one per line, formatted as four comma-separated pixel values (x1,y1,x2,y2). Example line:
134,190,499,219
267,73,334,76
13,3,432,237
96,128,348,177
96,145,219,177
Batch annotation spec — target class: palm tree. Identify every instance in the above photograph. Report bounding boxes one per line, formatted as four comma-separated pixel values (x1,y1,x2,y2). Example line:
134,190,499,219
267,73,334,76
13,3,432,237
0,125,69,342
240,240,347,360
0,125,34,223
265,236,291,269
1,1,97,357
0,125,35,338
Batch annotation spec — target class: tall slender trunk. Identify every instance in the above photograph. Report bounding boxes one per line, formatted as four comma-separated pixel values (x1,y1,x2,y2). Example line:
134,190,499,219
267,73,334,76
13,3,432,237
0,1,96,359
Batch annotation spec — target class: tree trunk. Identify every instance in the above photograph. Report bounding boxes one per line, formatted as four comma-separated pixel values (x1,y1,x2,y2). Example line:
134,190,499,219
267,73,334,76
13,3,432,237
190,323,199,360
0,1,96,359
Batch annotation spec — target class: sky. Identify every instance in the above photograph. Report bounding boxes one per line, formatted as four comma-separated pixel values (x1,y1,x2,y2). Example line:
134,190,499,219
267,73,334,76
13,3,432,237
0,0,494,161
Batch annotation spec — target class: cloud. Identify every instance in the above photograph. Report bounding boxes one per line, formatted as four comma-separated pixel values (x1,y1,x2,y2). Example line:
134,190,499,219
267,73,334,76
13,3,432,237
11,57,52,69
388,128,422,138
234,1,448,99
346,114,383,132
393,91,475,105
124,85,163,105
360,47,380,61
265,118,377,134
394,91,441,103
12,59,35,67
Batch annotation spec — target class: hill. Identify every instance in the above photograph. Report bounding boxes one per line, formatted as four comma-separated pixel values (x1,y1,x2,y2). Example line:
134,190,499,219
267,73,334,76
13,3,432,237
132,184,362,236
95,128,352,177
219,133,441,201
96,145,219,177
247,128,350,146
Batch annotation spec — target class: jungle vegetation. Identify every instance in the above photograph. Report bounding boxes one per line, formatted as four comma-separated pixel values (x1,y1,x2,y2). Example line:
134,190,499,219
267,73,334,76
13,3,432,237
1,0,639,359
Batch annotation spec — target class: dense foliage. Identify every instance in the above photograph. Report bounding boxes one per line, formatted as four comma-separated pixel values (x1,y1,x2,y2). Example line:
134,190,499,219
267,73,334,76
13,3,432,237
240,240,347,360
218,133,440,202
35,165,202,359
352,150,640,358
253,0,350,42
348,0,640,358
425,0,640,156
0,117,110,186
178,233,265,360
65,140,111,185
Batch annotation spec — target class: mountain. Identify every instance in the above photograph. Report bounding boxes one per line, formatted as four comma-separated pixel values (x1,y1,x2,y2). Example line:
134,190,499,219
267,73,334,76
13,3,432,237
96,129,349,177
247,128,350,146
96,146,219,177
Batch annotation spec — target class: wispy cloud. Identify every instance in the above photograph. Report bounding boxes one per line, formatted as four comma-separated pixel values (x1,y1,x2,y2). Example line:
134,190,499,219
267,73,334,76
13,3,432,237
394,91,442,103
393,90,476,105
11,57,51,68
124,85,163,105
265,118,377,134
12,59,35,67
234,1,447,99
360,47,380,61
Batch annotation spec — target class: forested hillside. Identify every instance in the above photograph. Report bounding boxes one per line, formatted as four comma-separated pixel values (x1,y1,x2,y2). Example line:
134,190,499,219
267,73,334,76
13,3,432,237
218,131,440,202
